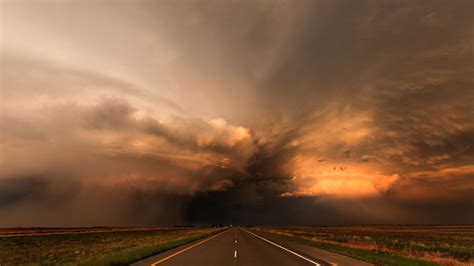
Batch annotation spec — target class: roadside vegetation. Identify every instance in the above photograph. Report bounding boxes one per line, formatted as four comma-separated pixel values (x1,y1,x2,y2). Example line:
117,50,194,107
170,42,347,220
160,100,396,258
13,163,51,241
0,227,221,265
257,225,473,266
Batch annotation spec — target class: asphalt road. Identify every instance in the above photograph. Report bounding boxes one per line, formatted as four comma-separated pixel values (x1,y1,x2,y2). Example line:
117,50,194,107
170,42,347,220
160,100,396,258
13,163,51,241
132,227,371,266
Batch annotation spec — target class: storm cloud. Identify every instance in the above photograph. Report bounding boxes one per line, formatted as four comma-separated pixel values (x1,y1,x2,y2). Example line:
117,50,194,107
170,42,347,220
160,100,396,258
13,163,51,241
1,0,473,226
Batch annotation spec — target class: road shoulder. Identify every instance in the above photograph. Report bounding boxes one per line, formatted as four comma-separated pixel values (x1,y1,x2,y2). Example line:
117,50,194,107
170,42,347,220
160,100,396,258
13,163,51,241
249,229,373,266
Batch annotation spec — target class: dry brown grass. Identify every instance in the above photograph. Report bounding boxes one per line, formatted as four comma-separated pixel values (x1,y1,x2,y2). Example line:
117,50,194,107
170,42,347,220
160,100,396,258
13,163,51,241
0,227,222,265
0,226,163,236
259,226,474,266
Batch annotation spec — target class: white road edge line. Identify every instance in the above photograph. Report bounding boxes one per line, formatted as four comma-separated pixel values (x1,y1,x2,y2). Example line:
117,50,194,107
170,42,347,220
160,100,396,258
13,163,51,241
242,228,320,266
234,250,237,258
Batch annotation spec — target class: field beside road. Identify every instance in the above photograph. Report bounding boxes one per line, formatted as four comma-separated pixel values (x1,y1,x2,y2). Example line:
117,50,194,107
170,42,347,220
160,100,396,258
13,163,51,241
0,227,222,265
256,225,473,266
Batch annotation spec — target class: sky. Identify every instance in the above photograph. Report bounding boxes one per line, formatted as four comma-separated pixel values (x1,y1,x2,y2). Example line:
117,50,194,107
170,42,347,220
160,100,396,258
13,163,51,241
0,0,473,227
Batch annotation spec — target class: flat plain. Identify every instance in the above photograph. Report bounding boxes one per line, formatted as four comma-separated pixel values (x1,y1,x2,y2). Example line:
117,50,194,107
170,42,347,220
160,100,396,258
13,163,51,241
1,225,472,265
256,225,474,266
0,227,221,265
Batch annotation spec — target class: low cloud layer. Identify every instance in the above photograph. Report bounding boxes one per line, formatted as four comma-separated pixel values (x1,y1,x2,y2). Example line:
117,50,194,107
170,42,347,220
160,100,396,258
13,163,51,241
1,0,473,226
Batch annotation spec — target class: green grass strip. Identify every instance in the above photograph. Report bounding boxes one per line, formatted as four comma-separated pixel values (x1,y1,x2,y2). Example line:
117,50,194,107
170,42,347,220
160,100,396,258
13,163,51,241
268,232,438,266
81,231,219,266
0,229,222,266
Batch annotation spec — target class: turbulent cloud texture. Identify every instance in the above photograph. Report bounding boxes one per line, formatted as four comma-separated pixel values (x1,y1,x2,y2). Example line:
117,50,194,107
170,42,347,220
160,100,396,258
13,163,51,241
1,0,473,226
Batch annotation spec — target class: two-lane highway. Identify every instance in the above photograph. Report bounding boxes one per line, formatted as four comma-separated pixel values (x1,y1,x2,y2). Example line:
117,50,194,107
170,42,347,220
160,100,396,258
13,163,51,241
133,227,330,266
234,228,325,266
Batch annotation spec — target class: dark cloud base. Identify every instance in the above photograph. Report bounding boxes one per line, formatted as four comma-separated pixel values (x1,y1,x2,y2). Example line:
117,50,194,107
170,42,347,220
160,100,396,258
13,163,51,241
1,168,473,227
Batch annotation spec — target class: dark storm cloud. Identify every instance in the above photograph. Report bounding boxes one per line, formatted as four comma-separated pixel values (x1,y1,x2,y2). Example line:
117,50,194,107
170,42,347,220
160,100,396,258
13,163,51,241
0,175,193,226
187,167,474,225
0,177,48,207
187,182,474,225
0,95,256,226
258,0,472,115
185,0,474,224
1,0,473,226
372,82,474,172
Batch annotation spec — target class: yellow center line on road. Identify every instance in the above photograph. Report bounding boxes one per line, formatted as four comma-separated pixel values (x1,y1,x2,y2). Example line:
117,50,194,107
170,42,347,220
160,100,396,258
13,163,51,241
150,229,229,265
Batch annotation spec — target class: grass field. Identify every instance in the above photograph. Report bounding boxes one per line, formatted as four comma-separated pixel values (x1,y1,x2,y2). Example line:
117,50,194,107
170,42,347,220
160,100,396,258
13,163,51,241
0,227,222,265
256,225,474,266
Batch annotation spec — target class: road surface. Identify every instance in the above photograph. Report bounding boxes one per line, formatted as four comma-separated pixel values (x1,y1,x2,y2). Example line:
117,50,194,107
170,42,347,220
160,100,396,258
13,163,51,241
132,227,372,266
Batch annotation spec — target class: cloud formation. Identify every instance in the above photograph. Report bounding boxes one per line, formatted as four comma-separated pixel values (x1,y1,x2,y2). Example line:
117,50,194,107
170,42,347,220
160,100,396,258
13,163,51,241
1,0,473,226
